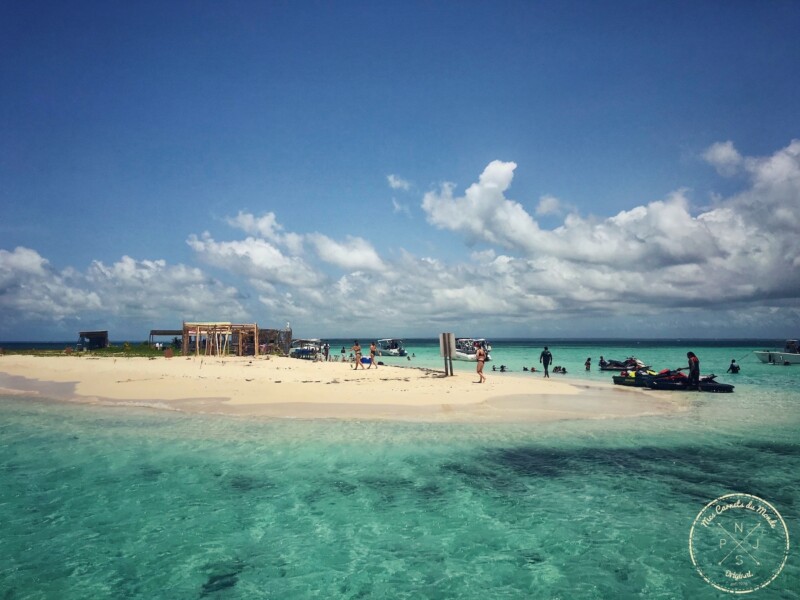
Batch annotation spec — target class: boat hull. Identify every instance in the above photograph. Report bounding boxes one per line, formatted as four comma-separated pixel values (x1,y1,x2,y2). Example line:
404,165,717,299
376,339,407,357
646,380,734,393
753,351,800,365
453,351,492,362
379,348,407,357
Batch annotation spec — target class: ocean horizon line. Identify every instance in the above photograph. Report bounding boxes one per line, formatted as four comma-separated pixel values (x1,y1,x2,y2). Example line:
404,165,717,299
0,336,789,347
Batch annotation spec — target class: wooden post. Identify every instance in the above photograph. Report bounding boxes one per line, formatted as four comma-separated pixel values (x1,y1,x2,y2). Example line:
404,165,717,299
447,334,454,376
439,332,455,376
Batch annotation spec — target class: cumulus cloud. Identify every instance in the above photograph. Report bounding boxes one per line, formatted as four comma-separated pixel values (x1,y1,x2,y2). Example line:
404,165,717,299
86,256,248,320
387,174,411,190
0,248,247,333
226,211,304,254
536,195,562,216
422,160,544,252
187,233,322,287
421,142,800,315
703,140,743,176
0,247,102,321
4,140,799,338
307,233,385,271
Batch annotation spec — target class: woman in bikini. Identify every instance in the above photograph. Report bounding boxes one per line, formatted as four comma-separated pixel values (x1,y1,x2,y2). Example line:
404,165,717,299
476,344,487,383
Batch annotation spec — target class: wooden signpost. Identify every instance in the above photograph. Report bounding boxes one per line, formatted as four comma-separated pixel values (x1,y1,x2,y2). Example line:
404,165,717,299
439,332,455,376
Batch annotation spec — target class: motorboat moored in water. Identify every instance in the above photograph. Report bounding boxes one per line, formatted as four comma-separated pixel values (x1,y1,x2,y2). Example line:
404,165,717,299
753,340,800,365
454,338,492,361
375,338,407,357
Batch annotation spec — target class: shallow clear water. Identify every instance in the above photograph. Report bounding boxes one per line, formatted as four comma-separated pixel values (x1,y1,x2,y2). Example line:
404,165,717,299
1,340,799,598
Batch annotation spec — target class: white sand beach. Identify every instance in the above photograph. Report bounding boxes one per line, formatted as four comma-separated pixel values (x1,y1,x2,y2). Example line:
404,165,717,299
0,354,684,422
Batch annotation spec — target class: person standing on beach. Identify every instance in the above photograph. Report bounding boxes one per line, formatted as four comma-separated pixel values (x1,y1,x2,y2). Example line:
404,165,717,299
687,351,700,387
539,346,553,378
340,346,346,362
475,344,487,383
352,341,365,369
368,341,378,369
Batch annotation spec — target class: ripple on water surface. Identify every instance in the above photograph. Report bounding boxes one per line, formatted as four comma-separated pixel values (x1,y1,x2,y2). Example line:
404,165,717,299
0,395,798,598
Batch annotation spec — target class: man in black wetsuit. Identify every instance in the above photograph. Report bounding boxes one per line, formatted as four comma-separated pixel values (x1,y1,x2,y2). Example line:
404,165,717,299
539,346,553,378
687,351,700,387
727,359,740,374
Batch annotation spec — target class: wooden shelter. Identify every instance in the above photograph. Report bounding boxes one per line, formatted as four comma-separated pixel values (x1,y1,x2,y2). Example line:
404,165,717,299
258,327,292,356
78,330,109,350
181,322,260,357
148,329,183,347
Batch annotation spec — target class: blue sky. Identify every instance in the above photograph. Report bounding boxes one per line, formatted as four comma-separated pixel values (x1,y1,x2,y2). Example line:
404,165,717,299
2,1,799,341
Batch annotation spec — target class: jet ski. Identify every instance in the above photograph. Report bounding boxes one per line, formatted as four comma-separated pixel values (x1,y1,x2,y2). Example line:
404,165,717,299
612,368,671,387
600,356,649,372
645,372,734,393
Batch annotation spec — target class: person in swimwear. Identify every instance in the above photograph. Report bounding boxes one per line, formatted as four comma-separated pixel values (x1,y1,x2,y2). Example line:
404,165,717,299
368,341,378,369
476,344,487,383
352,340,365,370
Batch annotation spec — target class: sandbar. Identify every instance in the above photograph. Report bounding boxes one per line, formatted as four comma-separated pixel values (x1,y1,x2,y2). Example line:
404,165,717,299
0,354,685,423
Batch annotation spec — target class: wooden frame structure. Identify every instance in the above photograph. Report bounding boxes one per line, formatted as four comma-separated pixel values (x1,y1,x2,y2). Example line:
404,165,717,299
258,327,292,356
78,330,109,350
181,322,259,357
148,329,183,347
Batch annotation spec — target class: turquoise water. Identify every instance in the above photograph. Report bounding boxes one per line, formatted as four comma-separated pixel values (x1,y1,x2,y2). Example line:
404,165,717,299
1,340,799,598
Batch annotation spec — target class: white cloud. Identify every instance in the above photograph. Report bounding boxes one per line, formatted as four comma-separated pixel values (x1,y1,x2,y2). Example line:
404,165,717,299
187,233,322,287
420,143,800,316
703,140,743,176
226,211,305,254
387,174,411,190
0,246,49,277
3,141,799,339
86,256,248,320
307,233,385,271
0,248,247,332
422,160,543,252
536,195,562,216
392,198,410,216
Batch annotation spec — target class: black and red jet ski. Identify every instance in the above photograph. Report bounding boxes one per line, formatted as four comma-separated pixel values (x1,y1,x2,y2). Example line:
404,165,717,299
645,371,734,393
600,357,649,372
612,368,674,387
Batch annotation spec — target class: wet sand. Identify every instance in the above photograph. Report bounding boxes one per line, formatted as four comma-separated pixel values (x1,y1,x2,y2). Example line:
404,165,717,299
0,354,683,422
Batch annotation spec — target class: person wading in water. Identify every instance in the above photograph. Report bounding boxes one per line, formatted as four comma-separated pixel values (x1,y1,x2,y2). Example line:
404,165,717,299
539,346,553,378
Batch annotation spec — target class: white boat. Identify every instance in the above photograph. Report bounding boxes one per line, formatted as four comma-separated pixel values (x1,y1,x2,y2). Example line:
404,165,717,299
376,338,407,356
754,340,800,365
454,338,492,361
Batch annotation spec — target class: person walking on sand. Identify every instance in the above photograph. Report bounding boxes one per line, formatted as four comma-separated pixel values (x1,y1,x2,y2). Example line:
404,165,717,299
539,346,553,378
352,341,365,370
475,344,487,383
368,341,378,369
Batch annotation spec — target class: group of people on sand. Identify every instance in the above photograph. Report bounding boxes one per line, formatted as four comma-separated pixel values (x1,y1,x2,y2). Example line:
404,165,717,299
349,340,378,370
